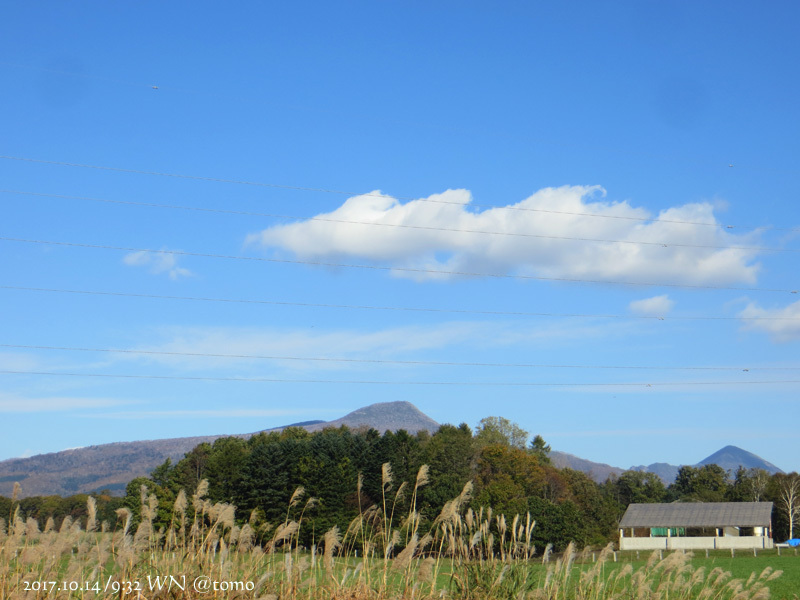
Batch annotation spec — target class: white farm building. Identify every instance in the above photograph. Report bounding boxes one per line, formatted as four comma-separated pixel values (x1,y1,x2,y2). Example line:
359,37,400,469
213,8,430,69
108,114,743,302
618,502,774,551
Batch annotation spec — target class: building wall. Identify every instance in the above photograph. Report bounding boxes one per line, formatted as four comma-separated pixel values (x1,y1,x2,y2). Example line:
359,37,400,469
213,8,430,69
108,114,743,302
620,536,773,551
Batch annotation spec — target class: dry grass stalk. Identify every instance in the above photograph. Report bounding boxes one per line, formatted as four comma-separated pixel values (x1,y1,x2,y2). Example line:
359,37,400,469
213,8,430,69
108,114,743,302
0,466,785,600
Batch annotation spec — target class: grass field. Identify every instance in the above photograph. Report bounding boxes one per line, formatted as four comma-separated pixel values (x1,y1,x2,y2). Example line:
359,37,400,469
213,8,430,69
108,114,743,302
422,549,799,600
2,473,798,599
2,529,797,599
702,553,799,600
588,550,799,600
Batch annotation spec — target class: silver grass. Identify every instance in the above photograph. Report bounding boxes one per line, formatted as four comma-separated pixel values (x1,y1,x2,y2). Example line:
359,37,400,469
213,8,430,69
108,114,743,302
289,486,305,508
274,520,299,543
86,495,97,533
173,489,187,515
381,462,393,490
394,480,408,502
392,533,419,571
115,508,132,537
415,464,430,488
542,543,553,564
24,517,40,538
59,515,73,534
418,556,435,583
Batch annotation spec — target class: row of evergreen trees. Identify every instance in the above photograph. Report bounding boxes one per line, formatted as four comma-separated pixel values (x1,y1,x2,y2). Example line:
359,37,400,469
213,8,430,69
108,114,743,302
3,417,796,549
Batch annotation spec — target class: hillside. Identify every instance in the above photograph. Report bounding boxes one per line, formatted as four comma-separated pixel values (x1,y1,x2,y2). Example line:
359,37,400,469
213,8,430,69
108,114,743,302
629,445,783,484
629,462,681,484
0,435,222,497
550,451,624,482
0,401,786,497
0,401,439,498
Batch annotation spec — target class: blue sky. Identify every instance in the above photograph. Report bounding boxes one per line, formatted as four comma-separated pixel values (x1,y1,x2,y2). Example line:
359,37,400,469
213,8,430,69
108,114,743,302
1,1,798,474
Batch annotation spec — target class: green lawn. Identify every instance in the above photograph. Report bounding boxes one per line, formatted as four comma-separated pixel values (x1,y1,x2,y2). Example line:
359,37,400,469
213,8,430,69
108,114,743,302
322,548,800,599
692,551,798,600
607,549,800,600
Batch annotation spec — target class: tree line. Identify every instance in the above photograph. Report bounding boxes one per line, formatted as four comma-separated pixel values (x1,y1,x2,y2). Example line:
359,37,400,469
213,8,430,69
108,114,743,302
2,417,798,548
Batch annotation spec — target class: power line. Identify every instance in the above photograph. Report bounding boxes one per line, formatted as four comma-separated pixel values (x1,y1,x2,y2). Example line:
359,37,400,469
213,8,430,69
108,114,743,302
3,343,792,371
3,188,797,250
2,236,797,293
1,156,793,232
1,369,796,387
2,285,798,321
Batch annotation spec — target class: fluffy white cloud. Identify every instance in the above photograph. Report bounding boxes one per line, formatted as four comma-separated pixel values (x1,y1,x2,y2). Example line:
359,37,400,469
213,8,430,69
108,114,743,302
738,300,800,342
123,249,192,279
629,295,675,316
247,186,761,285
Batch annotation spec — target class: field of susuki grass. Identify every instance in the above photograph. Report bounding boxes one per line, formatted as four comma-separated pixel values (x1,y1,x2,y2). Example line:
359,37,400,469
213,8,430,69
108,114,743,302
1,465,795,599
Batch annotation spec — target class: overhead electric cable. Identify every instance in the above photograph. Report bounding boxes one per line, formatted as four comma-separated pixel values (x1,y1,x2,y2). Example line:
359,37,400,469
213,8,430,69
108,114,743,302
2,156,793,232
3,188,797,247
2,237,797,293
4,343,795,371
1,369,796,387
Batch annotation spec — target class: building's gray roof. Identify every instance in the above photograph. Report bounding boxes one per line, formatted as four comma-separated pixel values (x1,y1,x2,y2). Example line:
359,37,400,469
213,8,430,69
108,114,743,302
619,502,773,528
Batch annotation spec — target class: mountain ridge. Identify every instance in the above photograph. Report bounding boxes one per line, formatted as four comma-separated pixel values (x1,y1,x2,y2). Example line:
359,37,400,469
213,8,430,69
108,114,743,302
0,403,784,497
628,445,784,485
0,401,439,498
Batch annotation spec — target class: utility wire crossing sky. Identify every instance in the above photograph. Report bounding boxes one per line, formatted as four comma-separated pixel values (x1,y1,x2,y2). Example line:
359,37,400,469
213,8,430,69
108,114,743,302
1,1,798,473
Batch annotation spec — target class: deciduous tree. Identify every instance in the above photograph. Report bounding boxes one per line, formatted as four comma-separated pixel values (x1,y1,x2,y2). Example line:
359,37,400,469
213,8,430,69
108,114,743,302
776,472,800,540
669,465,728,502
474,416,529,449
613,471,666,506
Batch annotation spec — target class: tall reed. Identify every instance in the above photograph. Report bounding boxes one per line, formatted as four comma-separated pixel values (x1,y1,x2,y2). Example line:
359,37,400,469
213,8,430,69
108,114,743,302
0,472,783,600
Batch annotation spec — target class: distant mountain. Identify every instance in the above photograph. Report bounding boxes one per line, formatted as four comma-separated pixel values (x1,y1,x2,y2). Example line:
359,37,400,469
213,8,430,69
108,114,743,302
280,420,327,428
0,435,222,498
0,401,439,498
698,445,783,475
550,451,624,483
629,463,682,483
629,446,783,484
0,402,785,498
302,401,439,434
552,445,783,485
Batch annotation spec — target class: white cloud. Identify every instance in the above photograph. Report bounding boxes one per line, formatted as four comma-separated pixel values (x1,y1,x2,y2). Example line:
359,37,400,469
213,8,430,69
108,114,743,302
0,393,125,413
545,427,701,438
120,323,501,372
110,319,637,373
629,295,675,316
85,409,326,419
247,186,761,285
544,428,791,440
123,249,192,279
738,300,800,342
0,352,42,371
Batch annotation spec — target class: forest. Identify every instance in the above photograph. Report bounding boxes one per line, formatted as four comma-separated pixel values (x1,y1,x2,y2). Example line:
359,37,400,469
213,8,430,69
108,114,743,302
2,418,797,550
